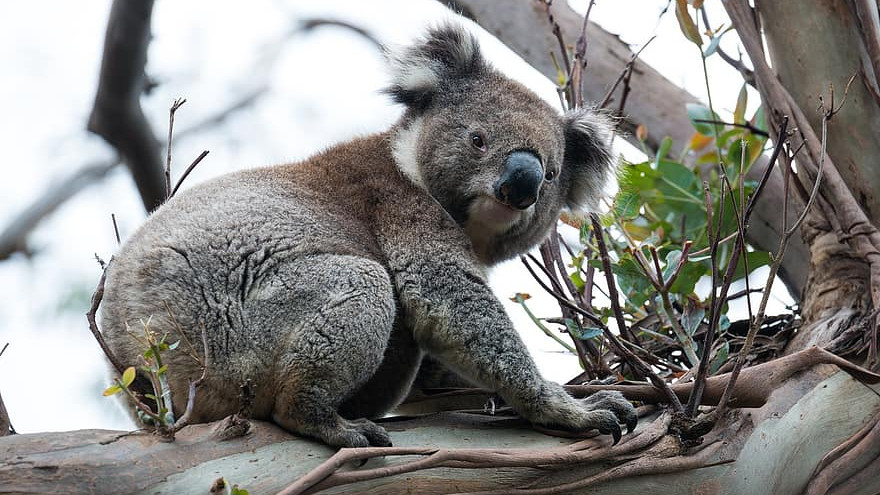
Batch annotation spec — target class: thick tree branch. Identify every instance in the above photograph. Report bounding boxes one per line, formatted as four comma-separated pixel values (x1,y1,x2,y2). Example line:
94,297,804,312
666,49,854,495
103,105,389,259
88,0,165,212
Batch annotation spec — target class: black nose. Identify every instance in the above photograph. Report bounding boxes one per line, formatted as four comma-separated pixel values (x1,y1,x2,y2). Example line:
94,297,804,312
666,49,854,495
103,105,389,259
494,151,543,210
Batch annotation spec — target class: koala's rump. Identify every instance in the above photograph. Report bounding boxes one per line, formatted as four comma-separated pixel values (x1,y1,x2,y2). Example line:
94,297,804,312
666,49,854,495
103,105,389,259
100,166,395,420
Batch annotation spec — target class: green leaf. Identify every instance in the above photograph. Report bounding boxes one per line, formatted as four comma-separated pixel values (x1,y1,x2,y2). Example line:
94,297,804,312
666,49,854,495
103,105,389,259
709,340,730,374
675,0,703,46
661,250,683,284
733,83,748,124
579,223,592,245
657,160,698,192
612,254,654,308
565,319,603,340
682,306,705,336
230,486,250,495
687,103,722,137
614,189,641,220
121,366,136,388
669,261,708,296
570,270,585,292
102,384,122,397
655,137,673,165
751,106,768,133
728,250,771,281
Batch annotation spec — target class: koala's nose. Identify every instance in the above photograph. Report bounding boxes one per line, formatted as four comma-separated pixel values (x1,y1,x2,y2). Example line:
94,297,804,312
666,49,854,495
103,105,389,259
495,151,543,210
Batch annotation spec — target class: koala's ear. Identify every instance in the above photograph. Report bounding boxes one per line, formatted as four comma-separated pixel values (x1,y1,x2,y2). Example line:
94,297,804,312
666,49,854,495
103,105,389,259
563,108,617,213
385,23,485,112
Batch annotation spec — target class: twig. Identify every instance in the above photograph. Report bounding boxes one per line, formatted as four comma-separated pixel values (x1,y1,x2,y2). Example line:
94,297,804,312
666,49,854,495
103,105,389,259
280,416,684,495
589,214,683,411
598,37,656,109
590,214,640,346
691,118,768,137
165,98,187,201
86,259,125,375
715,90,834,416
686,117,790,416
570,0,595,108
0,343,13,436
169,150,210,198
699,5,756,87
171,325,210,433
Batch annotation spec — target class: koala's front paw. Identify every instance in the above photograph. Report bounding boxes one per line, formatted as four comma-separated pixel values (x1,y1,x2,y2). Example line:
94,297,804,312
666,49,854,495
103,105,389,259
583,390,638,432
581,390,638,442
532,387,637,444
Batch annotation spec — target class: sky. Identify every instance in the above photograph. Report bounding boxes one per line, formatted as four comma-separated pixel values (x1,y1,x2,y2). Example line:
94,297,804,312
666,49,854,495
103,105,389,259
0,0,789,433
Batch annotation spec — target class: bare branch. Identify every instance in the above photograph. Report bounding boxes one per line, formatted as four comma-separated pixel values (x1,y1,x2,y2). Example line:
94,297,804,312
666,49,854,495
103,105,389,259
86,260,125,376
88,0,165,212
0,160,117,260
0,343,12,436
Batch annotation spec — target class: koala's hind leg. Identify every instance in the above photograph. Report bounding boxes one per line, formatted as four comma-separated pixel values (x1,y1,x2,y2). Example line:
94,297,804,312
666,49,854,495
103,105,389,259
260,255,396,448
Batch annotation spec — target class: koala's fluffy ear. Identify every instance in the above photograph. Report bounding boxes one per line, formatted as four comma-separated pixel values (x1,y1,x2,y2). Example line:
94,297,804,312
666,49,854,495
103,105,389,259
385,24,485,112
563,108,616,213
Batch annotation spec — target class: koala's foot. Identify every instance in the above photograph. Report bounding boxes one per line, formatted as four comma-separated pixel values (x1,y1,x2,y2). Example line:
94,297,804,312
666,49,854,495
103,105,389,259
274,409,392,448
344,417,393,447
581,390,639,440
528,386,637,444
309,416,391,448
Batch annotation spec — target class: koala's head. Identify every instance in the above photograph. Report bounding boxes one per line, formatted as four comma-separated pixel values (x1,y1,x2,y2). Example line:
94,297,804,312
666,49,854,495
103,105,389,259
387,24,615,265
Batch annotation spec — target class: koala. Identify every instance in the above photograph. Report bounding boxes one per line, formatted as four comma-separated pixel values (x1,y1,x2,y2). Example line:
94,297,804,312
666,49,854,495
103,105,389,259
100,23,636,449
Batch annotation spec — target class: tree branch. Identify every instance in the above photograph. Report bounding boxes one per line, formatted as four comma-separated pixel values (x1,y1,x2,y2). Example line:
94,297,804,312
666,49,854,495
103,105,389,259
0,160,117,260
88,0,165,212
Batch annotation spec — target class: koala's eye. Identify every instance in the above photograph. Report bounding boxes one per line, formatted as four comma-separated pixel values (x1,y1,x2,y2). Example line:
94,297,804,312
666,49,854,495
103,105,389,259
544,169,557,182
470,132,487,152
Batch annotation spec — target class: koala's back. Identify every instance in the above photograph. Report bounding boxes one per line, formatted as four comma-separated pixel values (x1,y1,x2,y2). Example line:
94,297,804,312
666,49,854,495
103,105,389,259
100,132,408,420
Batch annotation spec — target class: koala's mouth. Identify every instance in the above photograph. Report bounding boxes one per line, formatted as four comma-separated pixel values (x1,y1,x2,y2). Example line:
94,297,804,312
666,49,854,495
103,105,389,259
469,195,526,229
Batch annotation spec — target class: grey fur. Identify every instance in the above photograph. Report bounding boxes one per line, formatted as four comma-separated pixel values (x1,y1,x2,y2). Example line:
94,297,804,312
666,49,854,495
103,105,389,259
100,23,633,448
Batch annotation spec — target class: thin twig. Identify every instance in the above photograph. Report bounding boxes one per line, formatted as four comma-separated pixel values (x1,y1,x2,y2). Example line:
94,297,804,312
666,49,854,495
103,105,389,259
590,217,640,347
111,213,121,245
686,118,790,416
716,91,833,416
86,260,125,375
165,98,187,201
589,214,683,410
598,37,656,109
691,118,768,137
169,150,210,198
699,5,756,87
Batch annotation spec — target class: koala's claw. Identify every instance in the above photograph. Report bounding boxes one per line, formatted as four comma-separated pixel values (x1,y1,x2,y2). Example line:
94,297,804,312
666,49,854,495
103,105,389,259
599,422,622,445
346,418,392,447
582,390,638,435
